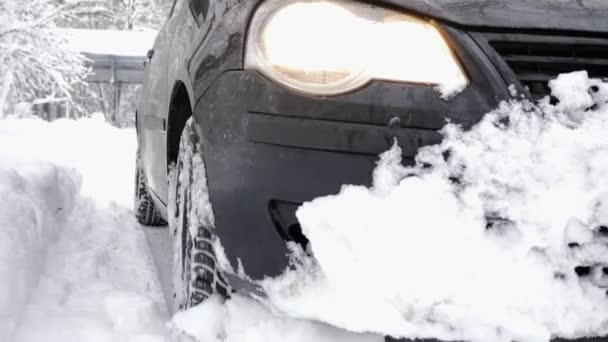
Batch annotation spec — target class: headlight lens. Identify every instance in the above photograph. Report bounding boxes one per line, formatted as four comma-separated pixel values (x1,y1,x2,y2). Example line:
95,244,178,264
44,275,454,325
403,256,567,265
245,0,469,96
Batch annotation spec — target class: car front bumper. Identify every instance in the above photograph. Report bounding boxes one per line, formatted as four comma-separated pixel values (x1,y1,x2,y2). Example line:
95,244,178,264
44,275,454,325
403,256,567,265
192,26,514,279
194,67,608,342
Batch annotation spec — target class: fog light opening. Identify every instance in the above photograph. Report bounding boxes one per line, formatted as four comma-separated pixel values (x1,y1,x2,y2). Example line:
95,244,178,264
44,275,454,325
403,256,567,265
575,266,591,277
288,223,309,249
268,200,309,249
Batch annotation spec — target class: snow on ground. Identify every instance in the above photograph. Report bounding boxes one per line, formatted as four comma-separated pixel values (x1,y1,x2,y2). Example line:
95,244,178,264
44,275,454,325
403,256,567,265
256,72,608,342
0,115,168,342
0,163,80,341
173,295,382,342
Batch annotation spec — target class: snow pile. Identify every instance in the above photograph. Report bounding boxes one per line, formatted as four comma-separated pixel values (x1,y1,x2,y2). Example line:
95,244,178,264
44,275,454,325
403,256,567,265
0,163,80,341
437,82,467,101
12,199,168,342
0,115,168,342
261,71,608,342
0,114,136,206
172,294,381,342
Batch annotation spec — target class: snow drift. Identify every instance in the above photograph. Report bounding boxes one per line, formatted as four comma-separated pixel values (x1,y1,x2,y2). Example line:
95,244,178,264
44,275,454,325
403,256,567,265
0,114,136,206
256,71,608,342
12,198,169,342
0,115,168,342
172,294,381,342
0,163,80,341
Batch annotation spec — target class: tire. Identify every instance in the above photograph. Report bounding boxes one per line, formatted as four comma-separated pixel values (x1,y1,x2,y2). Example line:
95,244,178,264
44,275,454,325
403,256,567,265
170,118,230,311
134,148,167,226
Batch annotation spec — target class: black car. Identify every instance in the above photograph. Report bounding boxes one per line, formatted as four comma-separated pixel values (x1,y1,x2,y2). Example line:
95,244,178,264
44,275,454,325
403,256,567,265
134,0,608,333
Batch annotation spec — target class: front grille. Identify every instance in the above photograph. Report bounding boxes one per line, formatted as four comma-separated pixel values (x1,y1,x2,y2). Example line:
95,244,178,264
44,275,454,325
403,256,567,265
483,33,608,98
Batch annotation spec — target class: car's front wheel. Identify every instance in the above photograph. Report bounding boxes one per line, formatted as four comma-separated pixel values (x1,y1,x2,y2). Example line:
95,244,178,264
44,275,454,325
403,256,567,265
134,148,167,226
170,118,230,311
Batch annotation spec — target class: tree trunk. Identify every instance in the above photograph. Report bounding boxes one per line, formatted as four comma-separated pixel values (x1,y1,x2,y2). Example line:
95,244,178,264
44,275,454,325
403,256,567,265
97,83,108,115
0,72,14,119
125,0,135,30
112,83,121,125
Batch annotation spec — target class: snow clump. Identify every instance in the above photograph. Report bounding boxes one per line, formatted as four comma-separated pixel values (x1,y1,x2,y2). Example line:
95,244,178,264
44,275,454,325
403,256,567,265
0,164,80,341
172,294,382,342
0,116,168,342
261,71,608,342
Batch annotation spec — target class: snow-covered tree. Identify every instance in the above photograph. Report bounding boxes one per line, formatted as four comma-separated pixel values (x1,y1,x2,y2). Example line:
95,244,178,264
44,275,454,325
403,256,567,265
116,0,173,30
0,0,90,118
53,0,171,126
61,0,172,30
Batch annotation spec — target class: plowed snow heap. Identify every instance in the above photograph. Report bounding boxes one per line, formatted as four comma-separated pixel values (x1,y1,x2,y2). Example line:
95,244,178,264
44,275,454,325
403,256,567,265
260,71,608,342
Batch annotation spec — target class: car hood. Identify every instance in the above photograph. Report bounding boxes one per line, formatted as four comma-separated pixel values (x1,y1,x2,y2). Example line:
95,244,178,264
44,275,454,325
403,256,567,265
383,0,608,33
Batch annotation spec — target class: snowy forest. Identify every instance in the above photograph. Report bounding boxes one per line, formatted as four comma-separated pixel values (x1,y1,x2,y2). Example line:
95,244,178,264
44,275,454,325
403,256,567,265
0,0,171,127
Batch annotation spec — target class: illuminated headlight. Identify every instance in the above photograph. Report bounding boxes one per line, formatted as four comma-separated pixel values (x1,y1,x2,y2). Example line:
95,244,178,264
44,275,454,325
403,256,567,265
245,0,469,96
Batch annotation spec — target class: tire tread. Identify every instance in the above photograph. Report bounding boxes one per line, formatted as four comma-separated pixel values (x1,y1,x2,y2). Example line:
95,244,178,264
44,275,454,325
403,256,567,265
134,150,167,226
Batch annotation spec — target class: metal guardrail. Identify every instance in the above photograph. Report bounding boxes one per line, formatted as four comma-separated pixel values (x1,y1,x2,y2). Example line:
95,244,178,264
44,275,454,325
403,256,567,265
84,53,146,84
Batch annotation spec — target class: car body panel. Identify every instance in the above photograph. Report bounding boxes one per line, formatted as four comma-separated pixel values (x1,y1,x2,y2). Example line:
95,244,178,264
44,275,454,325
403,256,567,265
138,0,186,196
139,0,214,201
156,0,198,198
146,0,253,207
385,0,608,33
187,0,250,103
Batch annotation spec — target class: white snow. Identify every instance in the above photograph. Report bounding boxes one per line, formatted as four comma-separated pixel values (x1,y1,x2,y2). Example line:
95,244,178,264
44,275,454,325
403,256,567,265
0,115,168,342
0,163,80,341
61,29,157,57
436,80,467,101
259,71,608,342
0,114,137,206
172,294,382,342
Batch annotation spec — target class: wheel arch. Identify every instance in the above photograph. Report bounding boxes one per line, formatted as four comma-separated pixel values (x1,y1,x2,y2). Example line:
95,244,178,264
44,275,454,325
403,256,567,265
167,81,193,173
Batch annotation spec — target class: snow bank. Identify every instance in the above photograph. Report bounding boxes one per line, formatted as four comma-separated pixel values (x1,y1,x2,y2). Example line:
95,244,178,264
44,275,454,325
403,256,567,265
12,200,168,342
259,72,608,342
0,115,167,342
0,114,136,206
0,163,80,341
172,294,382,342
